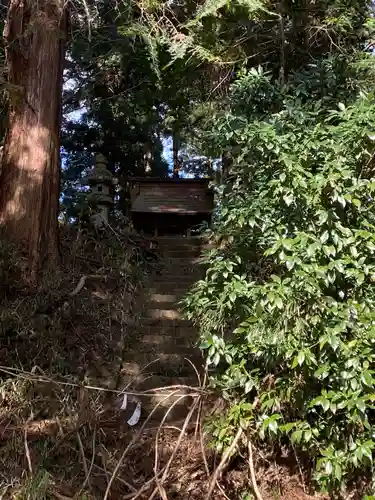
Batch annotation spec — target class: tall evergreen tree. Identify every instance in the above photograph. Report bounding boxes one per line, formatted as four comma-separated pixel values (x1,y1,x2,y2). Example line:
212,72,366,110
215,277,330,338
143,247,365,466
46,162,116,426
0,0,68,277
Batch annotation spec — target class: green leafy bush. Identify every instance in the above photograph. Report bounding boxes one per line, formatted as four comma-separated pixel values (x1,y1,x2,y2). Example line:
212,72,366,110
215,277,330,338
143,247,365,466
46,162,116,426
184,63,375,493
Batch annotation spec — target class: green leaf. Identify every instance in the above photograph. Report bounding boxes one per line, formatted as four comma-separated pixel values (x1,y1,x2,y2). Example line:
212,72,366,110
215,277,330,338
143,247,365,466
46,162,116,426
245,380,253,393
337,196,346,208
281,422,295,433
334,464,342,480
321,398,330,412
297,351,305,366
325,460,333,475
362,445,373,461
268,420,278,434
304,429,312,442
283,194,294,206
291,430,303,444
275,296,283,309
291,356,299,369
307,242,319,257
356,399,366,413
286,260,295,271
314,365,329,379
350,246,358,258
361,371,374,387
219,427,227,440
320,231,329,244
213,352,220,366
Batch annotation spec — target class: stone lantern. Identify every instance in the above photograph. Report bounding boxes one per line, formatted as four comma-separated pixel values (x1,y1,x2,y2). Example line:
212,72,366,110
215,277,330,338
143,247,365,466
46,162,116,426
85,154,117,227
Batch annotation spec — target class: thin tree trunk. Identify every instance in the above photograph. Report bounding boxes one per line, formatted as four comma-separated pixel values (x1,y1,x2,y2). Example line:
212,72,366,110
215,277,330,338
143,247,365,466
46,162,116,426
172,129,180,178
278,0,285,85
221,151,232,181
0,0,67,278
292,0,309,65
207,157,213,178
144,141,153,174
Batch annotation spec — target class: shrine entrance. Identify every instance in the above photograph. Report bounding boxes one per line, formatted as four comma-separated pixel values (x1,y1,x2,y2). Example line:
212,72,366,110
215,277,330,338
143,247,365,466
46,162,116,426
129,178,213,236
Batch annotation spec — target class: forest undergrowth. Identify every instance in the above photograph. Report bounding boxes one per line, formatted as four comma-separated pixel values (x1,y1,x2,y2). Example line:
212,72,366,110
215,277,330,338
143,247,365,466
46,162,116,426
0,227,205,500
0,226,330,500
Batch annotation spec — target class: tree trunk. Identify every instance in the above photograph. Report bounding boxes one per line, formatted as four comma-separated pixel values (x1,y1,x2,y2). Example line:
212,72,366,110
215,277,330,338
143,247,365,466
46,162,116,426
172,129,180,178
221,151,232,181
143,141,153,175
292,0,309,66
0,0,67,278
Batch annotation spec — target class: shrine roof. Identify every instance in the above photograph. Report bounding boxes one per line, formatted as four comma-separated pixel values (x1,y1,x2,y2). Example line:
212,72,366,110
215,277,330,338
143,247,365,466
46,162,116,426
128,177,212,184
130,177,213,214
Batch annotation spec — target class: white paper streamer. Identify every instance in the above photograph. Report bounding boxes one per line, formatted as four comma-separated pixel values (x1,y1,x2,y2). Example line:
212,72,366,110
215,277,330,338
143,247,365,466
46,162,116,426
127,401,141,426
120,393,128,410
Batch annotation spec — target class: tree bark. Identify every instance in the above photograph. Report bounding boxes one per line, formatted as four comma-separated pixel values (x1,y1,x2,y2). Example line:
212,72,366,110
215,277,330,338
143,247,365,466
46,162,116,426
0,0,67,278
221,151,232,182
143,140,153,174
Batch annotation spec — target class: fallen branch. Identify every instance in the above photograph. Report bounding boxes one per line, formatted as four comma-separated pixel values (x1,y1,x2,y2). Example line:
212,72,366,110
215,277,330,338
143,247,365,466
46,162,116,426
77,431,92,493
248,440,263,500
69,274,109,297
77,427,97,496
205,426,243,500
24,416,33,474
0,365,205,398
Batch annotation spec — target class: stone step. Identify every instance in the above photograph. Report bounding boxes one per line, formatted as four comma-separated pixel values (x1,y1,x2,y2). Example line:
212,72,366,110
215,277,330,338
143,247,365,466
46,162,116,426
132,375,199,393
152,276,198,293
162,256,203,265
147,300,179,310
152,267,202,277
148,285,189,296
143,308,182,321
117,374,201,423
139,333,196,348
152,276,198,285
139,324,197,338
140,317,193,329
155,236,202,246
161,251,202,260
150,271,196,279
122,351,203,378
158,243,201,250
125,344,198,359
147,301,179,310
159,243,202,251
149,293,179,304
145,293,180,304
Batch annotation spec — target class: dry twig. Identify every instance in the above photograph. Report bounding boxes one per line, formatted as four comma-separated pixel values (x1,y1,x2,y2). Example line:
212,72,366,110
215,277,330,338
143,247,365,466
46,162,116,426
24,416,33,475
248,440,263,500
147,398,200,500
153,395,189,477
77,431,92,493
103,388,188,500
77,426,97,496
0,365,204,397
205,426,243,500
69,274,108,297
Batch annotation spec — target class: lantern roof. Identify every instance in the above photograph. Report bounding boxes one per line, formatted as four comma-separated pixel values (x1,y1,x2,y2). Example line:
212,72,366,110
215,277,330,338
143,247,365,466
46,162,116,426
87,193,114,206
83,154,116,186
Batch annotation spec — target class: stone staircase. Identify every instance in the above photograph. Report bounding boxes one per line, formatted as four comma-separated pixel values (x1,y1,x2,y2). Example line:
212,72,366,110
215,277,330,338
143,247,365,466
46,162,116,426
121,236,205,421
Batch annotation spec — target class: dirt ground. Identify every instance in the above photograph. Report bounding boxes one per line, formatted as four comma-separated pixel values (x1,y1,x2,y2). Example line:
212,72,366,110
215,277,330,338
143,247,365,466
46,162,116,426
0,229,352,499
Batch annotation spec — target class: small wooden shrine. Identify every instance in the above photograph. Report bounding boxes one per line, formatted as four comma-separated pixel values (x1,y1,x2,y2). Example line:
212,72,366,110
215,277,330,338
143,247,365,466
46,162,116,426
128,177,213,236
